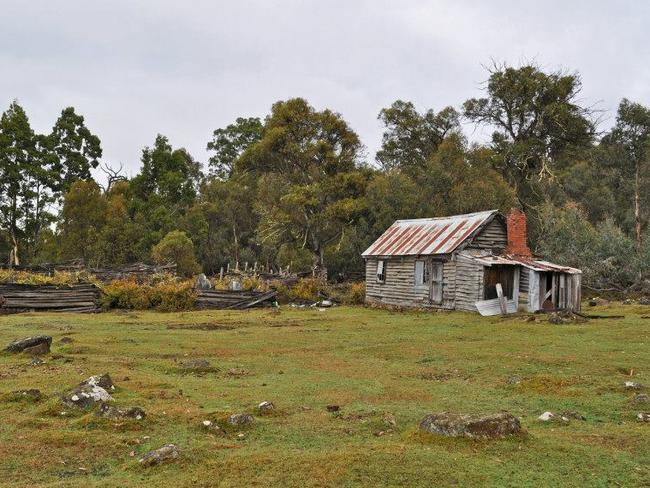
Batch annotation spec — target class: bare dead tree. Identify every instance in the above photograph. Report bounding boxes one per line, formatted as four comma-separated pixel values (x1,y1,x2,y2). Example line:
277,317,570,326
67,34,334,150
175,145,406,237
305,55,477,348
100,162,128,192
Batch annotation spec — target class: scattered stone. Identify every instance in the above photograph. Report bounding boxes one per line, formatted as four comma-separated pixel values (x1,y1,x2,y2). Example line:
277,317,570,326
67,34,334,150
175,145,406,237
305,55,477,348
326,404,340,412
227,368,249,377
96,403,145,420
5,336,52,354
61,374,115,408
419,412,521,439
548,313,566,325
257,401,274,415
538,410,584,423
196,273,212,290
201,420,223,434
10,389,42,401
29,357,44,366
506,375,523,385
320,300,333,308
180,358,212,371
81,374,115,390
637,412,650,422
547,311,586,324
623,298,635,305
625,381,644,390
561,411,586,421
228,413,254,426
383,413,397,427
639,297,650,305
139,444,180,467
62,385,112,408
23,342,51,356
538,411,556,422
60,337,74,344
633,393,650,404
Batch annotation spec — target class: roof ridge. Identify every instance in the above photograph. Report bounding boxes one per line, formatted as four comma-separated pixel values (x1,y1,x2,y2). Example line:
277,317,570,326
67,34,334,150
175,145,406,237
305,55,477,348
394,209,499,223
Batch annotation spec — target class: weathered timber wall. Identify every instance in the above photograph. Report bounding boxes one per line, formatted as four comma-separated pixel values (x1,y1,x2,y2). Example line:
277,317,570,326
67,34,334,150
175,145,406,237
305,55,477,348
452,253,484,312
467,218,507,251
365,257,455,309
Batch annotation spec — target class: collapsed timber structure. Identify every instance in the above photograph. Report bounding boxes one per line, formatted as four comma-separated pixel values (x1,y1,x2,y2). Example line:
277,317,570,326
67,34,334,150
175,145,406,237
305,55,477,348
362,209,581,315
0,283,101,313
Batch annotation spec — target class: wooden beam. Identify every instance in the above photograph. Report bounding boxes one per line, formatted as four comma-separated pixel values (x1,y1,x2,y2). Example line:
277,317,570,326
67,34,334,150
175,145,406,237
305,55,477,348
496,283,507,315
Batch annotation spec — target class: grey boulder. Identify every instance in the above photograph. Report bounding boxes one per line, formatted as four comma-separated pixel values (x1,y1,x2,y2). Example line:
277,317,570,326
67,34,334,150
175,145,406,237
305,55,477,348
419,412,521,439
139,444,180,467
228,413,254,426
61,374,115,409
97,403,146,420
5,336,52,354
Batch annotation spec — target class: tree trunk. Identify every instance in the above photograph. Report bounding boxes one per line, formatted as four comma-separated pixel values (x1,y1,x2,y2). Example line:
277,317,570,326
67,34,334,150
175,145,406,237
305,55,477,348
232,224,239,265
635,162,642,252
10,232,19,266
9,197,19,266
311,244,327,279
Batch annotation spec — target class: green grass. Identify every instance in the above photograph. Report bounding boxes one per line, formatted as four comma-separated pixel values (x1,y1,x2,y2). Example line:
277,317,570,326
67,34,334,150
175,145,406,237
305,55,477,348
0,304,649,487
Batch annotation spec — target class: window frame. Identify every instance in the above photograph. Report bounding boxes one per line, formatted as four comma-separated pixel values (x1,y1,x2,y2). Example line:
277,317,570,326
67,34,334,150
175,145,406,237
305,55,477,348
414,259,429,287
376,259,386,283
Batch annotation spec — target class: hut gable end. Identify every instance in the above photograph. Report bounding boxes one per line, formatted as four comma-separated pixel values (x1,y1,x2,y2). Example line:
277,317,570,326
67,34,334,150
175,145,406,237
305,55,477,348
464,215,507,252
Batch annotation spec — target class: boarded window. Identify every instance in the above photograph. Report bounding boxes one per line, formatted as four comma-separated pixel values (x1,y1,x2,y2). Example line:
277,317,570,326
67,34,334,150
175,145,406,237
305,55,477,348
431,262,443,304
484,265,514,300
376,260,386,283
414,260,429,286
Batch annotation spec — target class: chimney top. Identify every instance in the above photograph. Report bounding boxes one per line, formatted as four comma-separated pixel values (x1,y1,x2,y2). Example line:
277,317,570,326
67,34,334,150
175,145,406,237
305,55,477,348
505,208,531,257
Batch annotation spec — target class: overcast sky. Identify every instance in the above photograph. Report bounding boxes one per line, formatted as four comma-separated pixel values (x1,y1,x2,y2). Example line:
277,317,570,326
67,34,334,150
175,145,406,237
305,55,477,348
2,1,649,179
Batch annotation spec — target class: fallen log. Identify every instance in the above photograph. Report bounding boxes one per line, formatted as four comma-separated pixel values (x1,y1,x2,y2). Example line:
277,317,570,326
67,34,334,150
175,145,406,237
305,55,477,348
573,311,625,319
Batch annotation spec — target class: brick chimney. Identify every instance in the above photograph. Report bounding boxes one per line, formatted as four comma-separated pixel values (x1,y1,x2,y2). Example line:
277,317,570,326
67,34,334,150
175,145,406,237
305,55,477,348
505,208,531,257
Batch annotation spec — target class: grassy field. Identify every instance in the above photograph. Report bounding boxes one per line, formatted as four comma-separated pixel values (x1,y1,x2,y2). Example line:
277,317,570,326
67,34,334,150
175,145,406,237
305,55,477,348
0,304,649,487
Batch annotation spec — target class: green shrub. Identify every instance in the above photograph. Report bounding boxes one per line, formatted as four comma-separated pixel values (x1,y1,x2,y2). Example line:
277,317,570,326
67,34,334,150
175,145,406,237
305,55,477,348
151,230,201,277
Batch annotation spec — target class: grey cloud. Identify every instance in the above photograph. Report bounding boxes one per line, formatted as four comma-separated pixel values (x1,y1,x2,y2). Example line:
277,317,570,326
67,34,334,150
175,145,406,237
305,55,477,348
1,0,649,178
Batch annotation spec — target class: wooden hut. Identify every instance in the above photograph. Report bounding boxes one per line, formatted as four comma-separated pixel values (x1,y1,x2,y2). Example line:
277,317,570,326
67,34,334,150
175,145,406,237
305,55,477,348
362,209,581,315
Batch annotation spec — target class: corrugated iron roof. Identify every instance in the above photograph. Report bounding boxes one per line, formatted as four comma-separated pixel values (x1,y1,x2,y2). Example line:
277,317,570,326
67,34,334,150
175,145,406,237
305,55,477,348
471,254,581,274
362,210,498,257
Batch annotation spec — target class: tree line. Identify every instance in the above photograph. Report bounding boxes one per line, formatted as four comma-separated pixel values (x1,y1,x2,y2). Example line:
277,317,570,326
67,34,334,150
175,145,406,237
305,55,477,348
2,63,650,290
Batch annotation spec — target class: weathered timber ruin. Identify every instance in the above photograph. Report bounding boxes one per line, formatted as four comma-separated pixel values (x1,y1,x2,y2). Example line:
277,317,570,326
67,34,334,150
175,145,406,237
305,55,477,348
0,283,101,313
362,209,581,315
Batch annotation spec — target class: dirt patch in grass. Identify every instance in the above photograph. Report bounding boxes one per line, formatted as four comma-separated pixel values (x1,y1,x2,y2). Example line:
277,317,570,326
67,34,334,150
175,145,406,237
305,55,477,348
516,375,580,396
166,322,237,331
418,369,469,381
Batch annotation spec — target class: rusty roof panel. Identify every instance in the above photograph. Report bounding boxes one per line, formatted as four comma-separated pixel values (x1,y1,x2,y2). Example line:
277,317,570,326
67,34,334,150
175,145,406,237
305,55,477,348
471,254,581,274
362,210,498,257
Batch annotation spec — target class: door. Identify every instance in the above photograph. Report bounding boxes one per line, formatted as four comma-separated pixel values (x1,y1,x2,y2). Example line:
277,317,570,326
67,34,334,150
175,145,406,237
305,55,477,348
430,261,443,304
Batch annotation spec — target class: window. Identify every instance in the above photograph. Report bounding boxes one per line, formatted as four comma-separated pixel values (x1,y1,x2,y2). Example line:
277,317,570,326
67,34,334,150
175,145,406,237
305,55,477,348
415,260,429,286
376,260,386,283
